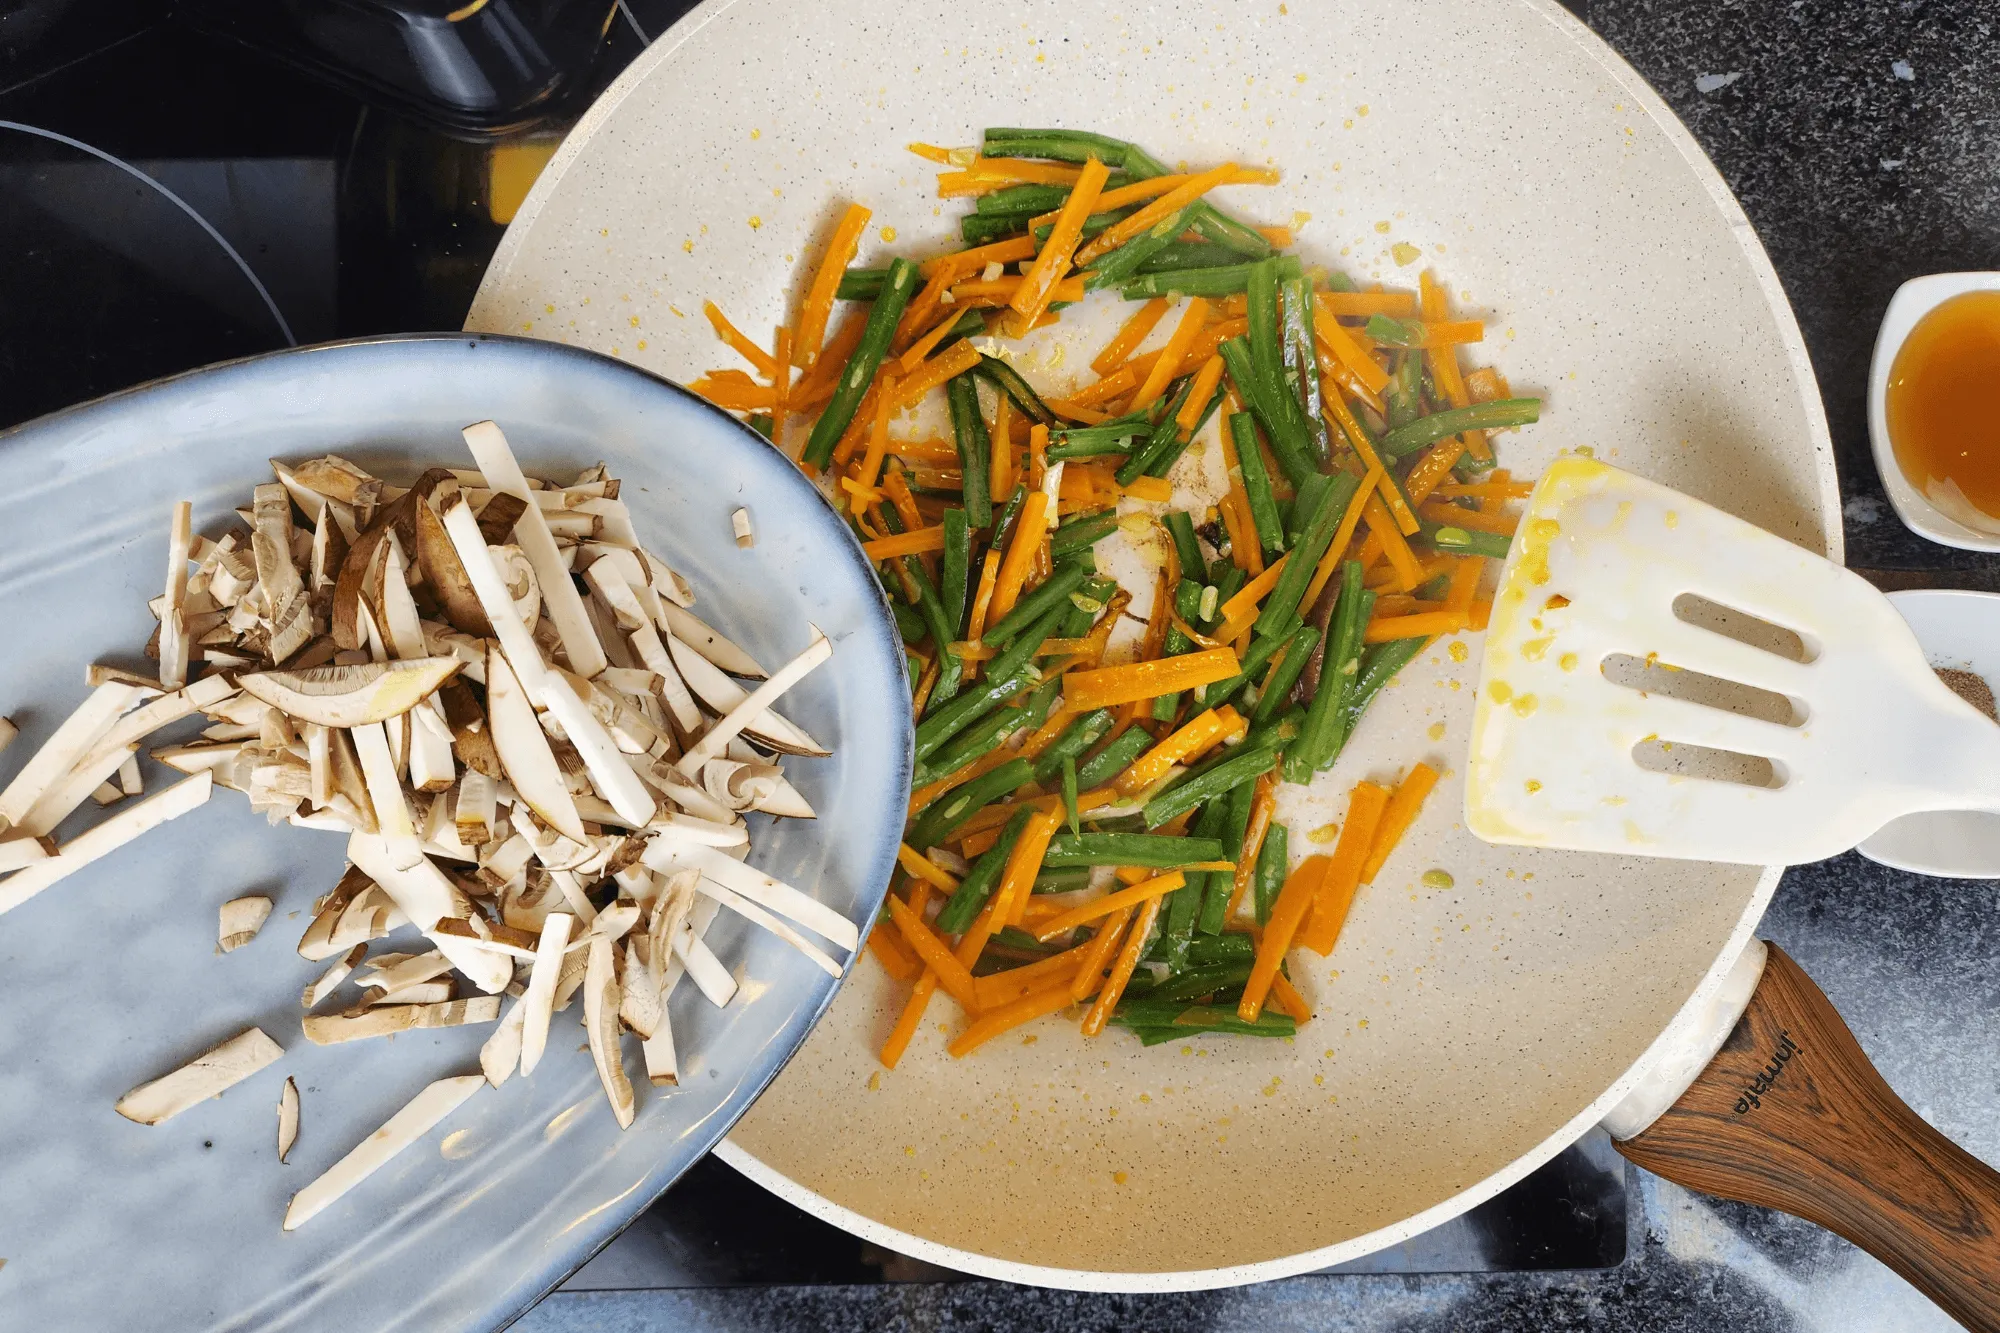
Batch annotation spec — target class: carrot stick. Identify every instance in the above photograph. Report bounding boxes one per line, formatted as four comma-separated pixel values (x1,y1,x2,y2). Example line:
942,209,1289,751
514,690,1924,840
1403,437,1468,505
967,808,1063,948
949,981,1081,1056
854,380,896,490
1432,480,1533,501
1269,971,1313,1024
1418,500,1518,536
987,490,1051,625
1365,493,1425,591
1316,291,1418,318
1300,464,1383,610
881,972,937,1067
1114,707,1243,794
887,896,981,1011
861,524,946,561
1074,163,1246,266
1362,610,1467,642
1420,271,1491,461
1214,553,1288,632
906,141,955,163
689,374,778,412
918,235,1037,279
1465,365,1512,403
1444,557,1482,614
1031,870,1187,943
937,157,1088,193
702,302,778,378
791,310,869,406
897,843,961,894
990,391,1014,502
1081,894,1164,1036
1129,298,1210,413
893,339,983,408
1360,762,1439,883
1239,854,1332,1021
1174,354,1227,434
897,308,970,372
1064,646,1240,712
1313,318,1389,395
1121,475,1174,504
1068,906,1134,1002
867,922,922,981
1223,771,1278,923
972,937,1097,1008
1008,156,1112,330
966,548,1002,644
1095,297,1170,374
1300,781,1390,955
792,204,872,370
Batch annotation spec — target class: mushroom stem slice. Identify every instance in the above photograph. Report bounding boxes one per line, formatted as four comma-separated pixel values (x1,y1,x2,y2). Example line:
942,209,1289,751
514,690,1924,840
480,997,528,1087
659,603,765,678
642,1012,678,1087
239,657,463,729
542,674,658,828
278,1077,300,1163
372,534,428,661
219,895,274,952
0,771,214,918
0,681,141,831
115,1026,283,1125
300,995,500,1044
439,503,551,703
675,628,832,777
160,500,194,690
283,1075,484,1230
0,834,56,872
407,700,457,794
345,833,513,994
666,633,827,757
518,911,575,1076
348,723,421,870
646,841,857,951
302,942,368,1006
585,937,636,1128
692,876,843,978
414,492,493,636
453,769,496,844
484,643,586,843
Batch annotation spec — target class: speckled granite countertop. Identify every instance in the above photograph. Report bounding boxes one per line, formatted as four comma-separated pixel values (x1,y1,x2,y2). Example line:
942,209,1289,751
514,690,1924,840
517,1,2000,1328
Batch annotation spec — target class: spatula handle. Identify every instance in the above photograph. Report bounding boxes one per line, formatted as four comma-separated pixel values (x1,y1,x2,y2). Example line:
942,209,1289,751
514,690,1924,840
1617,943,2000,1331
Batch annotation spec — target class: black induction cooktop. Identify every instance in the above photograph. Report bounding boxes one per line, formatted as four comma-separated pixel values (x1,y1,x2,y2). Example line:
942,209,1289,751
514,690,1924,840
0,2,1629,1285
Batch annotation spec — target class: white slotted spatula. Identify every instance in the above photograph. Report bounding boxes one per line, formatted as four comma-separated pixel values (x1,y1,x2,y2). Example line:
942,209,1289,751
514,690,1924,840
1466,456,2000,864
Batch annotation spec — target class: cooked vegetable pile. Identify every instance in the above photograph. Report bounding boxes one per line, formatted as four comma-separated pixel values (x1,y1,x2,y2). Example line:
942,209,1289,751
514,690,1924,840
693,127,1541,1062
0,422,852,1227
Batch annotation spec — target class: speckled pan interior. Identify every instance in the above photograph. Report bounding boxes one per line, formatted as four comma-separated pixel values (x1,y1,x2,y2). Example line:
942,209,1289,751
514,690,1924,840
468,0,1839,1288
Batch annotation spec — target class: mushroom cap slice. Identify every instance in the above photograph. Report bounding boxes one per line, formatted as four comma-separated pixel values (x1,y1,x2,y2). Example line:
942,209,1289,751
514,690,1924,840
239,657,463,728
278,1077,300,1163
414,498,493,637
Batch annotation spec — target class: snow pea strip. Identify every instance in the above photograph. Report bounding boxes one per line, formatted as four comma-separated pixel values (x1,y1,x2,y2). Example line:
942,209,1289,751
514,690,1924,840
988,482,1029,552
981,128,1169,178
1253,822,1289,925
1283,272,1331,466
982,561,1091,647
1255,470,1362,640
1041,832,1227,869
1332,635,1431,764
899,554,962,708
1428,522,1513,560
1250,623,1321,725
1198,778,1258,934
1075,725,1152,790
1163,512,1206,581
1230,414,1287,555
803,256,918,469
914,704,1025,787
1030,708,1116,782
1136,240,1248,274
1187,200,1274,258
1284,472,1333,548
1112,375,1197,484
1287,561,1373,782
906,757,1036,851
946,373,993,528
940,507,971,638
912,660,1041,761
836,266,888,300
1188,933,1256,968
973,354,1060,427
1385,352,1424,431
1144,962,1254,1003
1118,253,1302,300
936,808,1033,933
1057,576,1116,639
1381,398,1543,457
1218,336,1315,489
1143,742,1281,830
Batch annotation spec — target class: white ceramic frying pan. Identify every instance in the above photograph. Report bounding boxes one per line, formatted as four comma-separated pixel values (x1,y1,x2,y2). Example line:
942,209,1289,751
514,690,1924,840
467,0,2000,1320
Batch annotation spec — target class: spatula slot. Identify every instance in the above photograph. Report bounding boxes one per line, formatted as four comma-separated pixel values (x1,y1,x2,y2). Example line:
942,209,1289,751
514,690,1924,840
1671,593,1816,664
1630,737,1785,789
1600,654,1806,727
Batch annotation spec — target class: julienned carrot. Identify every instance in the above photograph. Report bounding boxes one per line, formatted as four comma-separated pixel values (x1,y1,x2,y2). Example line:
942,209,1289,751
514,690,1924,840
894,339,983,408
1082,893,1164,1036
1444,556,1482,614
1064,646,1240,712
1300,463,1382,610
867,921,922,981
1026,166,1280,235
1214,553,1288,634
1074,162,1245,266
950,981,1083,1056
1070,906,1134,1000
1420,271,1491,461
887,895,981,1010
790,310,868,406
1239,854,1330,1021
906,141,955,164
1129,298,1211,412
1316,291,1418,318
1364,493,1425,591
1314,317,1389,395
862,525,946,560
990,392,1014,501
973,940,1094,1010
1033,870,1186,941
689,374,777,412
1363,611,1464,642
987,490,1051,625
898,307,969,372
1268,971,1313,1025
1008,156,1112,330
1121,475,1174,503
1300,781,1389,955
986,807,1064,934
1067,363,1140,408
703,302,778,378
964,548,1002,645
1114,706,1244,794
1095,297,1170,373
1418,500,1519,537
881,973,937,1068
770,327,793,452
1464,365,1512,404
1324,396,1417,536
794,204,872,370
1403,437,1468,505
897,843,961,893
1174,355,1227,434
1433,480,1534,501
1223,771,1278,922
937,156,1088,194
1360,762,1439,883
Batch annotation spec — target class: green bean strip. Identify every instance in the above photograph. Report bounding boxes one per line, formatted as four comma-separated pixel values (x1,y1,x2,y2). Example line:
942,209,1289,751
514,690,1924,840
1362,314,1430,347
905,757,1036,851
1198,777,1258,934
974,183,1075,216
1255,471,1361,640
973,354,1060,427
1112,376,1195,485
1030,708,1116,782
1118,254,1302,300
1286,561,1373,782
1385,352,1423,431
912,660,1040,761
946,373,993,528
1142,962,1254,1004
1056,576,1115,639
1082,204,1194,291
1206,566,1246,629
1114,1005,1295,1039
1230,414,1287,555
1253,822,1289,925
988,483,1029,551
1250,624,1321,725
891,600,926,644
1328,635,1431,765
982,561,1090,647
936,809,1033,933
1143,742,1280,829
836,267,888,301
1032,866,1093,895
1047,511,1120,558
1283,471,1332,549
1061,755,1081,834
987,594,1072,683
1187,200,1274,258
1218,337,1315,488
1428,523,1512,560
1151,578,1204,721
1135,240,1248,274
1075,725,1152,790
914,704,1025,787
803,256,918,469
940,507,971,638
1283,272,1331,466
1041,833,1227,869
981,128,1168,178
1162,512,1206,582
1141,381,1226,479
1381,398,1542,456
1197,624,1287,710
1188,933,1256,967
899,553,963,708
1158,830,1209,970
1046,436,1132,462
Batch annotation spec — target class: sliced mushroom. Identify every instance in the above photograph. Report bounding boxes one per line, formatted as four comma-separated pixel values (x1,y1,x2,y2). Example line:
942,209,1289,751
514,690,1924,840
277,1076,300,1163
473,490,527,545
484,643,586,842
239,657,462,729
675,628,832,776
302,942,368,1006
618,928,663,1039
218,895,274,952
0,680,141,831
290,455,385,510
345,832,512,994
370,533,428,661
453,769,496,844
434,915,540,957
731,507,754,549
584,936,635,1127
115,1026,284,1125
491,544,540,633
659,602,765,678
413,494,492,636
301,995,500,1044
0,771,214,919
666,633,827,757
283,1075,484,1230
160,500,193,690
479,997,528,1087
0,833,55,873
698,757,784,812
348,722,421,870
324,724,377,833
517,911,574,1076
406,699,457,794
435,679,502,780
308,502,349,593
366,978,454,1007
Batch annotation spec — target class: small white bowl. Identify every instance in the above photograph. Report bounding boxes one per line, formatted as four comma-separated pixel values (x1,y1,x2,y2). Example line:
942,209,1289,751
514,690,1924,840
1857,588,2000,878
1869,271,2000,550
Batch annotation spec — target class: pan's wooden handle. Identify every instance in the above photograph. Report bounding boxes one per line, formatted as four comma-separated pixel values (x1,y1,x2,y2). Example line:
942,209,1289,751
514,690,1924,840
1617,942,2000,1332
